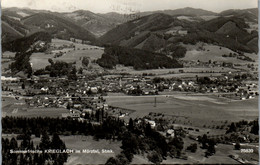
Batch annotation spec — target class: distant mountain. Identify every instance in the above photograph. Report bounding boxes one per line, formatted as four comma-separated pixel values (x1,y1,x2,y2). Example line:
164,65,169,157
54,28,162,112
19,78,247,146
100,12,127,23
2,8,97,43
219,8,258,23
99,13,191,46
200,16,250,39
1,7,258,55
1,15,29,43
140,7,217,17
2,31,52,52
2,7,37,20
20,12,96,42
97,45,183,70
63,10,126,37
99,12,257,54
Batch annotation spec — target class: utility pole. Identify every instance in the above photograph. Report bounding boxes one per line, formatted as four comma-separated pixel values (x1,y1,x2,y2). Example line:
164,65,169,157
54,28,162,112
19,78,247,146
154,97,157,107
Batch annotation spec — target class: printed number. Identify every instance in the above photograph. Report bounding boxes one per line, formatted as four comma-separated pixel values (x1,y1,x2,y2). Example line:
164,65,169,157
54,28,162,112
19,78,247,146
241,149,254,153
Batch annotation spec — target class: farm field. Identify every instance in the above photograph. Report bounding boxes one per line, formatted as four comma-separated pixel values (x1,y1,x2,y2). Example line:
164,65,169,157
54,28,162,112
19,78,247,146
2,134,122,165
128,141,242,164
1,61,12,72
2,96,68,118
114,66,237,76
2,133,245,164
29,39,104,70
2,52,15,72
63,136,121,165
106,93,258,127
30,52,53,70
2,51,16,58
155,72,223,78
181,43,257,64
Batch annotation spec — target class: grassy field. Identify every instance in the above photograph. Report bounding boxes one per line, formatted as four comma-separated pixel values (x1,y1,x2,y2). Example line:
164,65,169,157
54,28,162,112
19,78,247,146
63,136,121,165
181,43,257,64
109,67,237,78
2,96,68,118
2,133,257,164
1,52,14,72
2,134,122,165
200,15,219,21
130,141,241,164
106,93,258,128
2,51,16,58
29,39,104,70
30,53,53,70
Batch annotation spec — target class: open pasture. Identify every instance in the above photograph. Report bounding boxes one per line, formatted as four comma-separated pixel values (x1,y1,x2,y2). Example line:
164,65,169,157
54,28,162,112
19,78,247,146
106,94,258,127
182,43,257,64
12,107,69,118
30,52,53,70
34,135,121,165
2,51,16,58
2,133,122,165
2,96,68,118
123,66,236,75
29,39,104,70
130,142,241,164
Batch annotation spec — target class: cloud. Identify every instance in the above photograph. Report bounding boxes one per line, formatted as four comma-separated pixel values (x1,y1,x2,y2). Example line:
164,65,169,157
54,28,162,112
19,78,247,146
1,0,258,13
27,0,34,6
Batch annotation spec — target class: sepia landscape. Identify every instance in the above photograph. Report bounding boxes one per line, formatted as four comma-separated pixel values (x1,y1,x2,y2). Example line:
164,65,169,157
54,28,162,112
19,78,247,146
1,0,259,164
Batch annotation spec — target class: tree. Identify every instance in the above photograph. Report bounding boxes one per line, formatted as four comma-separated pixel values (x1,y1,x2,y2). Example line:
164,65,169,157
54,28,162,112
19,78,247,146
250,119,259,135
147,151,163,164
22,83,25,89
20,132,31,149
116,153,130,165
187,143,197,153
234,142,240,150
10,137,18,149
105,157,119,165
121,149,134,162
78,67,83,74
226,122,237,134
201,134,208,149
39,130,51,150
51,133,64,149
68,67,77,81
82,57,89,67
169,136,184,151
121,132,138,154
205,139,216,157
128,118,134,131
48,58,54,65
66,103,71,110
56,154,67,165
35,127,41,138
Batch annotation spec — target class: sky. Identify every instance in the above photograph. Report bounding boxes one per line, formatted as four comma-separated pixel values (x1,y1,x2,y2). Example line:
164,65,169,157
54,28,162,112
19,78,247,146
1,0,258,14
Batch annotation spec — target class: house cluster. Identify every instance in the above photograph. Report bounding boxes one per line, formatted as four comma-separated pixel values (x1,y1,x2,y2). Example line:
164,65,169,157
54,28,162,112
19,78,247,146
25,94,108,110
182,60,234,68
151,74,258,99
165,26,188,36
2,70,258,102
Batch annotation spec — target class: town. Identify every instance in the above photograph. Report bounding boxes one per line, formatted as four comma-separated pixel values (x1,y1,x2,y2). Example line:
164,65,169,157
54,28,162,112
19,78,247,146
1,2,259,164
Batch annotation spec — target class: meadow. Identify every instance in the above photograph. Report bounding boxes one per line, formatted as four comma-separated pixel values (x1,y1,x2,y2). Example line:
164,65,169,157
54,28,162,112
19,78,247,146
2,134,122,165
2,96,68,118
181,43,257,64
29,39,104,70
106,93,258,127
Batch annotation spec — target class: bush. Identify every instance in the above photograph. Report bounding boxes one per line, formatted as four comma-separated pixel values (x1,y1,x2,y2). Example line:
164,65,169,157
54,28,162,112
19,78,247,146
147,151,163,164
234,142,240,150
97,46,183,70
82,57,89,67
187,143,197,153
